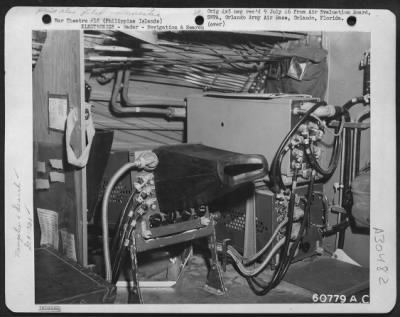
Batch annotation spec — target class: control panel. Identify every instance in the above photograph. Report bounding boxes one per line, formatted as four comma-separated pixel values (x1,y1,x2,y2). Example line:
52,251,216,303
126,170,214,253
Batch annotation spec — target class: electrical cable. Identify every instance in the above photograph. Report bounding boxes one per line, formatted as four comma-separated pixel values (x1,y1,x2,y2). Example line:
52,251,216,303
102,161,141,282
112,216,140,284
222,217,288,271
321,218,351,237
269,101,327,193
245,191,296,294
273,204,308,286
102,152,158,283
111,203,141,274
321,115,345,137
245,100,347,294
304,115,344,178
312,191,330,228
245,170,314,295
304,170,315,230
273,146,290,190
248,197,307,294
342,96,366,111
228,238,286,277
242,218,289,265
268,173,303,281
110,191,137,258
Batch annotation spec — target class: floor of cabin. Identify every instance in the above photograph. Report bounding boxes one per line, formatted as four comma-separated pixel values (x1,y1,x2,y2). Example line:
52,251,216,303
113,249,369,305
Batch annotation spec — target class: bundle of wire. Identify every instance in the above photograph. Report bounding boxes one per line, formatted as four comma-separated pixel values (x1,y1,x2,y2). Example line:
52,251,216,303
110,191,141,284
84,31,285,93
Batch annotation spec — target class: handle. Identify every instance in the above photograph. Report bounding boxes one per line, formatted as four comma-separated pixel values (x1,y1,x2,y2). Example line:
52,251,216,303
217,154,268,187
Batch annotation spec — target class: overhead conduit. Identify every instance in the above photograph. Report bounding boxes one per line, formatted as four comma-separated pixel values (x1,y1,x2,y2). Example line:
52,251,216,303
110,69,187,119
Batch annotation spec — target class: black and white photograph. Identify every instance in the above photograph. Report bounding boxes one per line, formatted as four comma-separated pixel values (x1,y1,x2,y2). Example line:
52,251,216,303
4,7,396,314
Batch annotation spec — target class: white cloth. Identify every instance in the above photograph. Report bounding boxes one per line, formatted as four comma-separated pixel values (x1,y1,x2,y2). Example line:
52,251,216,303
65,103,95,168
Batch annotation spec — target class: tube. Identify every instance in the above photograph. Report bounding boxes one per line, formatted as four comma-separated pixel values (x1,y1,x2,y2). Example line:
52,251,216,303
121,69,186,107
110,70,186,118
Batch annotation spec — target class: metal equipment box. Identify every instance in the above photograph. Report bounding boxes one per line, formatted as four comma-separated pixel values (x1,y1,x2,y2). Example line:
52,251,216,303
211,183,324,263
187,93,319,180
